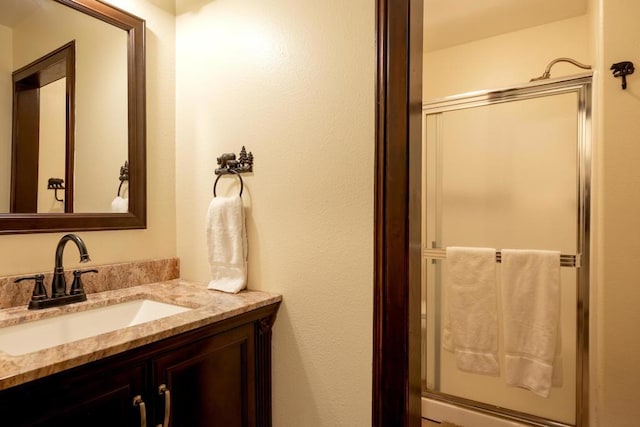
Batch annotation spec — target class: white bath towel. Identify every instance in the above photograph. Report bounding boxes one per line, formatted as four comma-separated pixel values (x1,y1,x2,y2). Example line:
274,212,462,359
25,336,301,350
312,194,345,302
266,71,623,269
206,195,248,293
501,249,561,398
111,196,128,212
443,247,500,375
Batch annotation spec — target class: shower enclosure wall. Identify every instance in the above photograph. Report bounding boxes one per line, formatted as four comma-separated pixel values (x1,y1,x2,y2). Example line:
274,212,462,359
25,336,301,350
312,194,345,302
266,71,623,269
420,75,591,427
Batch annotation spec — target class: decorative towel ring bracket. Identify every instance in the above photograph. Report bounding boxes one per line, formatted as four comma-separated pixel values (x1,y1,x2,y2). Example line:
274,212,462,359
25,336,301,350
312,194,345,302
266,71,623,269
213,146,253,197
47,178,65,202
117,160,129,197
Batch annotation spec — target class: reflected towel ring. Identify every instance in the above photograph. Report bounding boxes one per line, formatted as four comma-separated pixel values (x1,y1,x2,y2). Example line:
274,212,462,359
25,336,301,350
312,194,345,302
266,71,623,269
117,160,129,197
213,170,243,197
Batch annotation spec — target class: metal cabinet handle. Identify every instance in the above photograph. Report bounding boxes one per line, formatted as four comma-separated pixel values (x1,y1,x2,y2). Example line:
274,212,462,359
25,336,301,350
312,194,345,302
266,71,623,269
157,384,171,427
133,395,147,427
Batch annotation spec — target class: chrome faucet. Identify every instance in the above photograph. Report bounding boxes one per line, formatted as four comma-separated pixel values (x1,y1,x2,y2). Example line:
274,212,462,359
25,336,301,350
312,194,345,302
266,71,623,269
15,234,97,310
51,234,91,298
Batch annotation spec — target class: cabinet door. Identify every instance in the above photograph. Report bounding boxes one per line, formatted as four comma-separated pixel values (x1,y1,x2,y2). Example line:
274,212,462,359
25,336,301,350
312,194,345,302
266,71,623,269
153,323,256,427
0,361,147,427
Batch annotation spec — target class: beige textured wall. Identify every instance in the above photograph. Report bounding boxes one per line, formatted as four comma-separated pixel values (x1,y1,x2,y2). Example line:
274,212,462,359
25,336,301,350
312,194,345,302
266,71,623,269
423,15,590,100
592,0,640,425
175,0,375,425
0,0,176,277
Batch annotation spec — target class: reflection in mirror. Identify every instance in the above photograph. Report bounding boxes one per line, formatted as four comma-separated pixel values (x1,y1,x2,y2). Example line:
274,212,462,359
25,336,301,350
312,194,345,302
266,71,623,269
0,0,146,234
38,79,67,213
11,42,74,213
2,0,128,214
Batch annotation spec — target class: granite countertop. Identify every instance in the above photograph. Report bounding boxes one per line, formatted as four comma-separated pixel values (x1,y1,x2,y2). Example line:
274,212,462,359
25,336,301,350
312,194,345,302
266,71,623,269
0,279,282,391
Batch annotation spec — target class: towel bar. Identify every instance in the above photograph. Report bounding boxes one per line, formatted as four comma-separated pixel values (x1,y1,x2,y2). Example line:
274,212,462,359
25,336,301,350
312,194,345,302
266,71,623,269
423,248,580,268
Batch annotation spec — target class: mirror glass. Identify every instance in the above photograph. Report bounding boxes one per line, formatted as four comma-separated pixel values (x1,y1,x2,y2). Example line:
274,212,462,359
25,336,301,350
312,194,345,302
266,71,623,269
1,0,128,213
0,0,146,234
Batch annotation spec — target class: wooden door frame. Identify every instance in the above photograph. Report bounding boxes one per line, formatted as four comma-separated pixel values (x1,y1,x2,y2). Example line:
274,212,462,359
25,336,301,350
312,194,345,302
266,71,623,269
373,0,423,426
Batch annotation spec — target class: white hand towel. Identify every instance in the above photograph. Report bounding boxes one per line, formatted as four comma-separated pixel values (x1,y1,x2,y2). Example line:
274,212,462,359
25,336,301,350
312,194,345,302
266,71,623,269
206,195,247,293
501,249,561,398
111,196,128,212
443,247,500,375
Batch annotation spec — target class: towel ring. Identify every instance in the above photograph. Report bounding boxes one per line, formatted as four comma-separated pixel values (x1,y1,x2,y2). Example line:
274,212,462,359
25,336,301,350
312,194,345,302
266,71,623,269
213,170,243,197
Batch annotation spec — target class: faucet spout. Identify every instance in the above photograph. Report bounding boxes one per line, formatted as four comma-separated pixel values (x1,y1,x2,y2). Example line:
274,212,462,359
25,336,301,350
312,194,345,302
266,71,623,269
51,234,91,298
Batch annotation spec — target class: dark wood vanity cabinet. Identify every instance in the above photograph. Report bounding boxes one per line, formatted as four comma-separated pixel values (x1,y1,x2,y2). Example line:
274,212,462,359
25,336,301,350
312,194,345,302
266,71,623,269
0,360,147,427
153,323,255,427
0,304,278,427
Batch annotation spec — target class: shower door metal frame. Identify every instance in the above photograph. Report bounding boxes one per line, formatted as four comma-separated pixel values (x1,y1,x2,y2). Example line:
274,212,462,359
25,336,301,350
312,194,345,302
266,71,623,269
420,73,592,427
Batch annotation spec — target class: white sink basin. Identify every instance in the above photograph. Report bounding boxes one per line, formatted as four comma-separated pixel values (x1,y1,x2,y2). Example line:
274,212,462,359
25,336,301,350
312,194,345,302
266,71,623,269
0,299,191,356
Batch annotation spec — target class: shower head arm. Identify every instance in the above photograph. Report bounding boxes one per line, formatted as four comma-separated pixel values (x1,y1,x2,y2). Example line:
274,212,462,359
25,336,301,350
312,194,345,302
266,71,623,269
530,57,592,81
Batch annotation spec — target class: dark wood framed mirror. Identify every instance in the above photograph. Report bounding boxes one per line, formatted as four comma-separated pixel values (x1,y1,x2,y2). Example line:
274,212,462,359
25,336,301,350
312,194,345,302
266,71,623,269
0,0,145,234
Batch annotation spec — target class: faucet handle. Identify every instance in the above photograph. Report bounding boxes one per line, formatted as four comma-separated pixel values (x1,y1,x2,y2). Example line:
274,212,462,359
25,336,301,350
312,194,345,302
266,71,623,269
70,269,98,296
15,274,48,301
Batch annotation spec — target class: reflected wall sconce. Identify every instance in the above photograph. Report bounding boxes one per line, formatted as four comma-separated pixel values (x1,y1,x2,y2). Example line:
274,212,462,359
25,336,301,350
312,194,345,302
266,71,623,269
611,61,635,89
47,178,65,202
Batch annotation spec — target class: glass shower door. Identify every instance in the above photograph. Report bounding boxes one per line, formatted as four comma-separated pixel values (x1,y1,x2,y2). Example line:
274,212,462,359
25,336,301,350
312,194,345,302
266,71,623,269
422,80,591,426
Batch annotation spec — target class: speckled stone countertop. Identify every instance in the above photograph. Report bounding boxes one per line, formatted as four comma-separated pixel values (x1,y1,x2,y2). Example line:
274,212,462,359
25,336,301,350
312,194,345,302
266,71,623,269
0,279,281,391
